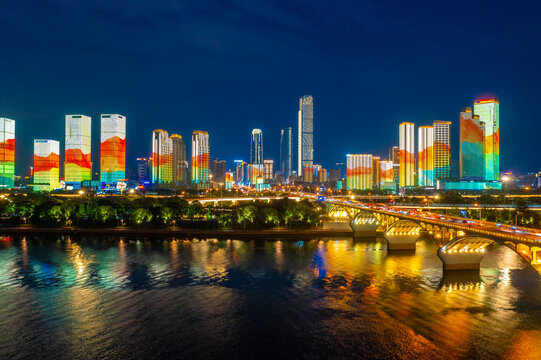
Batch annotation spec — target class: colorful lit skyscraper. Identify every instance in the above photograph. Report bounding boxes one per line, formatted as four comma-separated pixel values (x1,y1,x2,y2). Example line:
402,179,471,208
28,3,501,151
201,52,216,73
399,122,415,187
33,139,59,191
192,130,210,188
65,115,91,184
474,97,499,181
372,156,380,189
152,130,172,184
298,95,314,175
170,134,187,185
280,127,292,178
0,118,15,189
264,159,274,181
347,154,373,190
433,120,451,180
460,108,485,180
250,129,263,165
225,171,234,190
100,114,126,183
379,160,394,184
418,126,434,187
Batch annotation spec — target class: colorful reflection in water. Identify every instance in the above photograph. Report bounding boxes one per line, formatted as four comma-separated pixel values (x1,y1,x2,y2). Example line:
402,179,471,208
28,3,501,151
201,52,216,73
0,236,540,360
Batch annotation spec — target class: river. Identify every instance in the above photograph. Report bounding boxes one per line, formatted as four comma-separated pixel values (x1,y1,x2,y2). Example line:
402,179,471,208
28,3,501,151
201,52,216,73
0,236,540,359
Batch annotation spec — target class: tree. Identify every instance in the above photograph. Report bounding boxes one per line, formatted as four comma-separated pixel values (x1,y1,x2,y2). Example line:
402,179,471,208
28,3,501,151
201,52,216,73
131,208,153,225
263,207,279,226
237,205,256,229
160,207,174,224
96,205,116,225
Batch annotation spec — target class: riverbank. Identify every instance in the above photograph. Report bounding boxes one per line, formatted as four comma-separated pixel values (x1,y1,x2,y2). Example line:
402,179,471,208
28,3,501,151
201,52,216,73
0,226,354,239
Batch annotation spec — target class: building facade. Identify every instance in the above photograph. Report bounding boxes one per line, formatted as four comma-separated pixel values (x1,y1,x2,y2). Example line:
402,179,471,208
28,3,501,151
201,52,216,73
192,130,210,188
264,159,274,181
152,130,172,184
433,120,451,180
250,129,263,165
399,122,415,187
460,108,485,180
170,134,187,186
211,158,226,183
298,95,314,175
100,114,126,183
347,154,373,190
418,126,434,186
0,118,15,189
474,97,499,181
33,139,60,191
280,127,292,179
65,115,92,184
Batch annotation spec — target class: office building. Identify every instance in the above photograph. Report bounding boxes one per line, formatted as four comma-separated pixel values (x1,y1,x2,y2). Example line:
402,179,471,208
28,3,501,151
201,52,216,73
0,118,15,189
380,160,394,184
100,114,126,183
418,126,434,186
65,115,91,184
250,129,263,165
170,134,187,185
460,108,485,180
211,158,226,183
372,156,380,189
33,139,60,191
303,164,313,183
389,145,400,186
225,171,234,190
152,130,172,184
347,154,373,190
474,97,499,180
280,127,292,178
298,95,314,175
191,130,210,188
433,120,451,180
264,159,274,181
136,157,150,182
234,160,247,184
399,122,415,187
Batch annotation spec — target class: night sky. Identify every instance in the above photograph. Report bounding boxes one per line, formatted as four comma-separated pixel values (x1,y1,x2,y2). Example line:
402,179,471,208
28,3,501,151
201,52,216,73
1,0,540,176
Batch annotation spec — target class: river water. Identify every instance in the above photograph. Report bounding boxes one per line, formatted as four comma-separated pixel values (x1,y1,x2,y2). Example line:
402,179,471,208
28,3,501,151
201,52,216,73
0,236,540,360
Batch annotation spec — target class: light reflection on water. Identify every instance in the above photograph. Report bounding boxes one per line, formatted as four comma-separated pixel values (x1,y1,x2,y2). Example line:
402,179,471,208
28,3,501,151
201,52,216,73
0,236,540,360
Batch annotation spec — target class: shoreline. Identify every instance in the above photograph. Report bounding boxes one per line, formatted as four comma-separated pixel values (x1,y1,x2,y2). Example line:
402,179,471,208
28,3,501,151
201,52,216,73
0,226,355,239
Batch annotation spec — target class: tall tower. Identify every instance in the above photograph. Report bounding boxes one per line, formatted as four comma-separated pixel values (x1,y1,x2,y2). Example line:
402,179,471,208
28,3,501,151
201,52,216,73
250,129,263,165
399,122,415,187
474,97,499,181
65,115,91,184
151,129,172,184
170,134,186,185
347,154,373,190
100,114,126,183
433,120,451,180
280,127,292,178
418,126,434,187
33,139,60,191
298,95,314,176
460,108,485,180
0,118,15,189
192,130,210,188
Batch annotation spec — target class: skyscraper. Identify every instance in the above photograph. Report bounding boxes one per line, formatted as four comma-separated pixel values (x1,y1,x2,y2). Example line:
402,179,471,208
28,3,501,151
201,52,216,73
170,134,187,185
33,139,59,191
280,127,292,178
298,95,314,176
211,158,226,183
433,120,451,180
399,122,415,187
192,130,210,188
347,154,372,190
418,126,434,186
460,108,485,180
372,156,380,189
264,159,274,181
100,114,126,183
152,130,172,184
379,160,394,184
65,115,91,184
0,118,15,189
136,157,150,182
474,97,499,181
389,145,400,186
250,129,263,165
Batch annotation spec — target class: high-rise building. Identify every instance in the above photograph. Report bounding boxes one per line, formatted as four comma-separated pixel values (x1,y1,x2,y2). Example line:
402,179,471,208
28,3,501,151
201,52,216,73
211,158,226,183
136,157,150,182
280,127,292,178
329,168,341,182
225,171,234,190
389,145,400,186
372,156,380,189
192,130,210,188
399,122,415,187
0,118,15,189
474,97,499,181
100,114,126,183
264,159,274,181
347,154,373,190
318,168,328,183
418,126,434,186
433,120,451,180
302,165,313,183
460,108,485,180
33,139,60,191
379,160,394,184
298,95,314,175
170,134,187,185
152,129,172,184
234,160,247,184
250,129,263,165
65,115,91,184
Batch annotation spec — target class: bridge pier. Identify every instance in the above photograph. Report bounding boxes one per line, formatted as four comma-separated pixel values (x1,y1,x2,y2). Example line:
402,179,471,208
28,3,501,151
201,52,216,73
350,210,379,237
437,247,486,271
383,221,421,250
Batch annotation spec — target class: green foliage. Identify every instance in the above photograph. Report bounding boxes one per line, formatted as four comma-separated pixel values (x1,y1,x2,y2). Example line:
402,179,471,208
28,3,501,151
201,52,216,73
131,208,153,225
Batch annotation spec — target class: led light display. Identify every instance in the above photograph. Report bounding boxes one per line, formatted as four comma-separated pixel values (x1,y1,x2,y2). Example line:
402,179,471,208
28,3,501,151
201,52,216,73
100,114,126,183
418,126,434,186
0,118,15,188
474,97,499,181
192,130,210,188
460,108,485,180
379,160,394,184
347,154,372,190
33,139,60,191
399,122,415,187
65,115,91,183
433,120,451,180
152,129,173,184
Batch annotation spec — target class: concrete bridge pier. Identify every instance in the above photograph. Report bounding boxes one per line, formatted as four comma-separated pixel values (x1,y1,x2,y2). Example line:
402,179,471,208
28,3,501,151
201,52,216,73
383,220,421,250
350,210,379,238
437,236,493,271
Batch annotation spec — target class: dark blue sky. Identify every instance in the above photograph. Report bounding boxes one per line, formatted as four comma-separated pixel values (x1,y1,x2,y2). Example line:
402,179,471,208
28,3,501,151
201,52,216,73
1,0,540,175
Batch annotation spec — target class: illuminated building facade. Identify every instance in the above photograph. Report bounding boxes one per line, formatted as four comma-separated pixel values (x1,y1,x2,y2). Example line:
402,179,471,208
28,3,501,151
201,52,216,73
389,145,400,186
418,126,434,186
303,165,313,183
474,97,499,180
0,118,15,188
460,108,485,180
234,160,247,184
65,115,91,184
191,130,210,188
280,127,292,179
347,154,373,190
380,160,394,184
136,157,150,182
33,139,60,191
211,158,226,183
318,168,328,183
372,156,380,189
152,130,172,184
298,95,314,175
225,171,234,189
399,122,415,187
100,114,126,183
170,134,187,186
433,120,451,180
250,129,263,165
264,159,274,181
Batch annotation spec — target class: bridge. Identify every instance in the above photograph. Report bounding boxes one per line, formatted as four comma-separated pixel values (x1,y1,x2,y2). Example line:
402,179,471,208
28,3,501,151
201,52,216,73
323,196,541,274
